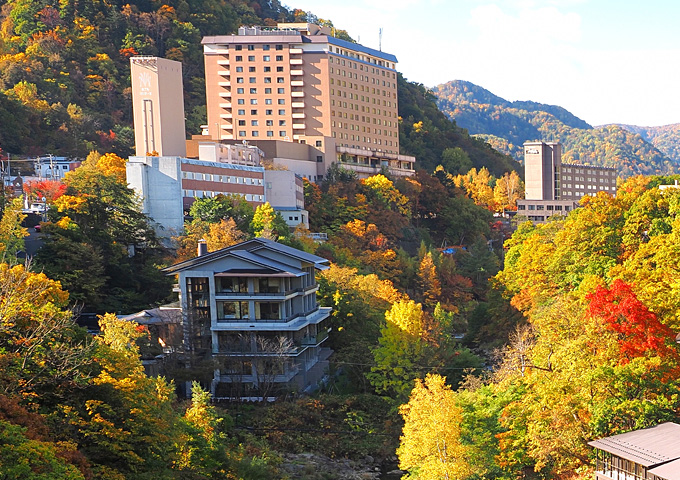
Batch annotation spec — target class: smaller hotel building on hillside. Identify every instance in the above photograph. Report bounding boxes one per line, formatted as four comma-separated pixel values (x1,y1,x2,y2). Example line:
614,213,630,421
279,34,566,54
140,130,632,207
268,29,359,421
202,22,415,180
517,141,617,223
163,238,332,399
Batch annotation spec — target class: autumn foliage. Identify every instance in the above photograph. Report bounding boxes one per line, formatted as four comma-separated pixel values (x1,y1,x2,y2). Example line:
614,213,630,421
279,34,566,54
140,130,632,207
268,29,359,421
587,279,675,362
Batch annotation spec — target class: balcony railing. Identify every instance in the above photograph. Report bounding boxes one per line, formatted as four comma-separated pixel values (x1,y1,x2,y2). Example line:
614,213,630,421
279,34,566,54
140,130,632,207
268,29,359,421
215,284,316,297
300,329,329,346
216,305,321,323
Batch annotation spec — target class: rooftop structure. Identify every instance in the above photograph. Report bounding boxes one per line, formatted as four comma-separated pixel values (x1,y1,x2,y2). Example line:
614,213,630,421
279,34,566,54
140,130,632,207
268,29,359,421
589,422,680,480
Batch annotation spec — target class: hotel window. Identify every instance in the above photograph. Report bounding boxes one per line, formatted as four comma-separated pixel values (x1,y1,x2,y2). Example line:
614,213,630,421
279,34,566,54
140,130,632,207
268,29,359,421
235,45,243,51
278,109,285,115
250,109,257,115
248,55,255,61
264,77,271,83
278,99,285,104
264,66,271,72
238,109,245,115
279,120,286,126
276,44,283,50
277,77,284,83
249,77,256,83
237,88,244,94
250,99,257,104
266,131,274,137
277,66,284,72
279,131,286,137
263,44,270,51
266,120,273,126
237,99,244,105
263,55,270,61
235,55,242,61
251,120,258,126
247,45,254,51
265,109,272,115
238,120,245,126
277,88,284,94
249,88,257,94
238,131,246,137
276,55,283,61
236,77,244,83
252,131,259,137
265,99,272,104
235,66,243,72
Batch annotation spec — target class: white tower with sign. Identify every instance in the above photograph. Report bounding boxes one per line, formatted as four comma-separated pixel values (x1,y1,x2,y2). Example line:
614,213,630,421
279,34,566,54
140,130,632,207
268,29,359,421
130,56,186,157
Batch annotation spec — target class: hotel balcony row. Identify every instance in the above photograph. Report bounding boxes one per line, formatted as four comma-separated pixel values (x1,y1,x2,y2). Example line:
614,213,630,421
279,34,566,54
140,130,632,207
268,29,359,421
212,329,329,357
214,305,331,328
336,146,416,178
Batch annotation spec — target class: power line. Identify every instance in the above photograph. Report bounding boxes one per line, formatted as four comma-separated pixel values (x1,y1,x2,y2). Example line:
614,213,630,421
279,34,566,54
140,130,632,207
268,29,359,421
332,360,486,371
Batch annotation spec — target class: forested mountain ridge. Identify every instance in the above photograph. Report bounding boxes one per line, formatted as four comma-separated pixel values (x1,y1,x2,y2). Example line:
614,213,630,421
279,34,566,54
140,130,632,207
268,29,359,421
398,76,521,176
610,123,680,164
433,79,676,176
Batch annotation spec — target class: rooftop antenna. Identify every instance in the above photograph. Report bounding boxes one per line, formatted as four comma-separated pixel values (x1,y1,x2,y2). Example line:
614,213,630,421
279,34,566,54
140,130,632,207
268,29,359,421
379,28,383,51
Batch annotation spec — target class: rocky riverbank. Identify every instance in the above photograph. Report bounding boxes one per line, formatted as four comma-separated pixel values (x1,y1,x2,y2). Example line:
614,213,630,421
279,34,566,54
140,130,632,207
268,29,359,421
279,453,405,479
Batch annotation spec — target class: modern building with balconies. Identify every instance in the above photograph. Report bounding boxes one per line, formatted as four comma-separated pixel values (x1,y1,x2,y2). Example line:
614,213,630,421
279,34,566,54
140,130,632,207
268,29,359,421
163,237,332,399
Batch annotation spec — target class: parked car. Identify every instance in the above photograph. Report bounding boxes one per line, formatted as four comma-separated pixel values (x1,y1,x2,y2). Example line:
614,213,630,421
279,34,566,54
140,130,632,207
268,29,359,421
34,224,41,232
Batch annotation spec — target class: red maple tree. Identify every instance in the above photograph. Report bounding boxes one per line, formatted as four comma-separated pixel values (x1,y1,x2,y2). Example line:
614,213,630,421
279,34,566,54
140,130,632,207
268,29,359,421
587,279,675,362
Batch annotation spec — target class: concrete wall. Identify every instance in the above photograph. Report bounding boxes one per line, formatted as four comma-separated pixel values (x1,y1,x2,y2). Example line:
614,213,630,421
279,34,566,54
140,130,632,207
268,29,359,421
127,156,184,236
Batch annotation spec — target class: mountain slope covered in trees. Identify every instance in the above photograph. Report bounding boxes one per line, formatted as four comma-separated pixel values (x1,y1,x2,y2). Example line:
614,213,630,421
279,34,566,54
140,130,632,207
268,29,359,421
433,80,676,176
612,123,680,164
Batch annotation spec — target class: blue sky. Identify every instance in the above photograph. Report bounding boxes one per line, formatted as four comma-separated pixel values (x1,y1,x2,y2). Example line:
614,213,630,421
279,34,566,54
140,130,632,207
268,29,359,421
286,0,680,127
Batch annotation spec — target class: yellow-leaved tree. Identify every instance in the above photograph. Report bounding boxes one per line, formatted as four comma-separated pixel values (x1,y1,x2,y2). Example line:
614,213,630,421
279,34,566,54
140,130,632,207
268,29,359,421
398,373,472,480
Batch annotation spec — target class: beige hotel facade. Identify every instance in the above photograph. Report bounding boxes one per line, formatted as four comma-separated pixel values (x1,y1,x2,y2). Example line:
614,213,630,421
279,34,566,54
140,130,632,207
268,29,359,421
202,23,415,179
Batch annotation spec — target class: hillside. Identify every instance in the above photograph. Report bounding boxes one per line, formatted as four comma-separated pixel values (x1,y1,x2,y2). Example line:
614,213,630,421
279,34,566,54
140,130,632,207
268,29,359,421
398,77,521,176
433,80,676,176
0,1,518,179
612,123,680,164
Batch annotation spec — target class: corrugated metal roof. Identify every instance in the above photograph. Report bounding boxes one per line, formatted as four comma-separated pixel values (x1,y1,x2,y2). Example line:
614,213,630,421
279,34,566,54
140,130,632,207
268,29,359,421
649,458,680,480
588,423,680,467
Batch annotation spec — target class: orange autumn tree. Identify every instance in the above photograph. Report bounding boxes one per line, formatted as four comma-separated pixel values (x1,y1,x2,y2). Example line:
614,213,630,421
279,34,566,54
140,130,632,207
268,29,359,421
23,179,67,204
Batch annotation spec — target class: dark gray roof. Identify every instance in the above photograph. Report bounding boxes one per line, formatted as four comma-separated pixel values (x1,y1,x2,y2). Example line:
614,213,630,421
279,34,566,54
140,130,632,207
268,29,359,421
588,422,680,467
232,238,329,267
163,238,329,275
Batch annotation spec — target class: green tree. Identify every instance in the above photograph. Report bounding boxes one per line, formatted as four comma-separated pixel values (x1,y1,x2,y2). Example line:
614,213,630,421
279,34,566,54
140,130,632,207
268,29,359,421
251,201,289,240
0,197,28,265
35,160,171,312
368,300,426,400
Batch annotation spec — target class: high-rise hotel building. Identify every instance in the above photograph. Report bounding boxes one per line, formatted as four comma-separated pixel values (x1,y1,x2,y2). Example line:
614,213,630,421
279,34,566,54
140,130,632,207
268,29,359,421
202,23,415,179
